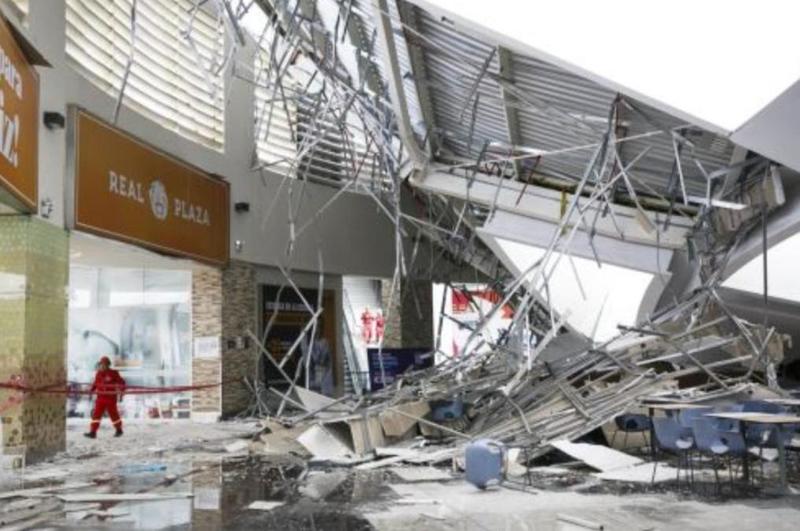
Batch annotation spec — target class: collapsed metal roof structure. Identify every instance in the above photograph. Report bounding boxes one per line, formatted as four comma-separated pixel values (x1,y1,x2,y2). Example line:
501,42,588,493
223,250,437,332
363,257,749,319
158,0,795,451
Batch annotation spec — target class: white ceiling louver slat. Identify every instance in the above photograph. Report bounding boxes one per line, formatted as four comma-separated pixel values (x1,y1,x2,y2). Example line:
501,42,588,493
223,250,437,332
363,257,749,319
65,0,225,150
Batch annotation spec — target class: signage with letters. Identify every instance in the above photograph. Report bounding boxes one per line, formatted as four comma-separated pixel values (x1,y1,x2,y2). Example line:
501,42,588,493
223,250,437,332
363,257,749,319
367,348,433,391
70,108,229,265
194,336,221,359
0,14,38,211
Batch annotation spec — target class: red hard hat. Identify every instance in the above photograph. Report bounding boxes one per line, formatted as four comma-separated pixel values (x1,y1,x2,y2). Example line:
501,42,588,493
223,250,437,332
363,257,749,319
99,356,111,366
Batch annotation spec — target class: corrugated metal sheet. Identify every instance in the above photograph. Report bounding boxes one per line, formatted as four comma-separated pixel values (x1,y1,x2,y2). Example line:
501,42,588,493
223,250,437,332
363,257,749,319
349,0,427,137
620,101,735,197
414,9,509,160
510,53,615,183
401,3,736,197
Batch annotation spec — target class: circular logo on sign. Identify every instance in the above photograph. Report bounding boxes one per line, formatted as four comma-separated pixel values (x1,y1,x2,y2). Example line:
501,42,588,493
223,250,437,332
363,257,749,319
148,180,169,221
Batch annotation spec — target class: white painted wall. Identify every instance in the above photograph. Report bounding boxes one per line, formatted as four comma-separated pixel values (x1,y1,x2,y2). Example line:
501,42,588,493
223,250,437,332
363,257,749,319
13,1,395,278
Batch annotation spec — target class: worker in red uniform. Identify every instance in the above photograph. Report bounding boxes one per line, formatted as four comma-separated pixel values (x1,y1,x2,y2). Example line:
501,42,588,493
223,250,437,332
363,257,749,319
84,356,126,438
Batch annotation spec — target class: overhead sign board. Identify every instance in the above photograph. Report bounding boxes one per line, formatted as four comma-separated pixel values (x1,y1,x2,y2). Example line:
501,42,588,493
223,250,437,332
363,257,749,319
0,14,39,212
71,108,229,266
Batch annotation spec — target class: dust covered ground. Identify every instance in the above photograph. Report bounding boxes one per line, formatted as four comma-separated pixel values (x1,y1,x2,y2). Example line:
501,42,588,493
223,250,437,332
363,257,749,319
1,420,799,530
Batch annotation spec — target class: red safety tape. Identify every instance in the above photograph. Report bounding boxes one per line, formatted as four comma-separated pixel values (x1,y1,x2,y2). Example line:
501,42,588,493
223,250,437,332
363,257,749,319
0,379,239,396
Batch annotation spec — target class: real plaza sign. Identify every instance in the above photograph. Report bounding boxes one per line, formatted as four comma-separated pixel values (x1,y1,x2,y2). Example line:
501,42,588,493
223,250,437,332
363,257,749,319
0,14,38,212
70,109,230,266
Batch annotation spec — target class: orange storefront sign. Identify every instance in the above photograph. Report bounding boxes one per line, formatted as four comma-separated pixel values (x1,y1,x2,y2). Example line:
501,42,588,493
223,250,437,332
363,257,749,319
71,109,229,266
0,14,39,212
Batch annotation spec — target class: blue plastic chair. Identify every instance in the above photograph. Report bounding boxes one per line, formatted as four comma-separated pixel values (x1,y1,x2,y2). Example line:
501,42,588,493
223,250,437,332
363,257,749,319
611,414,651,450
693,417,747,456
652,417,694,485
653,416,694,452
678,407,713,432
692,417,748,494
713,403,744,433
735,401,796,481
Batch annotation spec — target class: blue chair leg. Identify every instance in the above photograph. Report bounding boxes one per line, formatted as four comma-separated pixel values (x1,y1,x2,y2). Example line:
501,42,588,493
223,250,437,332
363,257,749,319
728,456,734,492
683,451,693,491
676,452,687,488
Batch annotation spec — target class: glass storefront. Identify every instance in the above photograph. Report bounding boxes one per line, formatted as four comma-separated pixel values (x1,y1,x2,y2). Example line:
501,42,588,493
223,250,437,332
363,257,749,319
67,266,192,420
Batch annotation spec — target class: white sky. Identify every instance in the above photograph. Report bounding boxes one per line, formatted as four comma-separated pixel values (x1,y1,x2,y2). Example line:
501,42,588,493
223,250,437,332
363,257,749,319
497,238,653,342
723,232,800,303
419,0,800,132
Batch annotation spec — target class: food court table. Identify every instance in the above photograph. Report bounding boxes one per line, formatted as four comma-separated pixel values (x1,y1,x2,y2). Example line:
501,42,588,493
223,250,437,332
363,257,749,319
704,411,800,493
763,397,800,408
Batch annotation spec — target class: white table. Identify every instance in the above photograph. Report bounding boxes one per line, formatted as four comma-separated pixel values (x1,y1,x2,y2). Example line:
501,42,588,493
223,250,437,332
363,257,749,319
763,397,800,407
704,412,800,492
647,403,711,411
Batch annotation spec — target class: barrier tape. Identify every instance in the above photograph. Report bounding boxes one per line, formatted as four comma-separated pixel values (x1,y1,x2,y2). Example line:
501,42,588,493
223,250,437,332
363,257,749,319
0,377,236,397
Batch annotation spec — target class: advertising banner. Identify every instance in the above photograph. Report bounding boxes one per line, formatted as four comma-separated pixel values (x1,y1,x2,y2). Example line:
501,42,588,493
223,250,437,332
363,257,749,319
367,348,433,391
449,286,513,357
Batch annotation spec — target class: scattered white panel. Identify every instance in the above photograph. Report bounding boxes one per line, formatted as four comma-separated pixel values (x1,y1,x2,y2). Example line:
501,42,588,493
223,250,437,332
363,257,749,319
392,466,452,482
224,440,250,453
22,469,71,482
247,500,285,511
295,387,348,413
593,462,678,483
296,424,352,459
550,440,643,472
58,493,193,502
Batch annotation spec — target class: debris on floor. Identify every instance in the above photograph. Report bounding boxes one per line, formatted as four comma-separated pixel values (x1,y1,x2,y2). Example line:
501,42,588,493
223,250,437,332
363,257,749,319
549,441,644,473
247,500,285,511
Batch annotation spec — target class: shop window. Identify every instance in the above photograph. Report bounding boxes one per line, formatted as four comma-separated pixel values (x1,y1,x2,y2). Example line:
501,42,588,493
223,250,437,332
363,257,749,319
65,0,226,150
68,266,193,420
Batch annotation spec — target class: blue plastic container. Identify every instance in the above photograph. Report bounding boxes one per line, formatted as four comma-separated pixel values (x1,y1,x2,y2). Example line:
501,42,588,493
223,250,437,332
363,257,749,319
465,439,505,489
431,399,464,422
